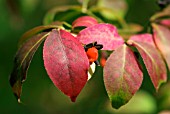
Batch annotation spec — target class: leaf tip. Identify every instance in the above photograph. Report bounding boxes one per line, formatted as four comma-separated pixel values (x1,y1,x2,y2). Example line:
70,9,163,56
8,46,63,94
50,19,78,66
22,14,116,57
127,40,133,45
111,103,121,109
10,79,22,102
13,92,21,103
70,96,77,102
110,96,126,109
156,79,167,92
18,98,21,103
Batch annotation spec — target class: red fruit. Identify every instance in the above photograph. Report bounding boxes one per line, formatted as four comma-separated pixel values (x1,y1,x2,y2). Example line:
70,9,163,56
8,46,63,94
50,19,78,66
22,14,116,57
100,58,106,67
86,47,98,64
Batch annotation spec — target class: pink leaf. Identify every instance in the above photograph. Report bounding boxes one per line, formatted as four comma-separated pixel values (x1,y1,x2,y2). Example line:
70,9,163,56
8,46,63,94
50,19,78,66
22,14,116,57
152,23,170,70
127,36,167,91
104,44,143,109
160,19,170,27
72,16,98,29
77,23,124,50
43,29,89,102
129,33,156,47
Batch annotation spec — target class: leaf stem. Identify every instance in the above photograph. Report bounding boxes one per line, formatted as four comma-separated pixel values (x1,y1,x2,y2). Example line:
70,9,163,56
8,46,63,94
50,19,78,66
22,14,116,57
117,17,128,29
63,22,72,28
82,0,90,13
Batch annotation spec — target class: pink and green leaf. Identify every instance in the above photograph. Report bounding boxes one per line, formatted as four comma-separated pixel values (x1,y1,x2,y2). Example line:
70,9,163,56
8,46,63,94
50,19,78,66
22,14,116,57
152,23,170,70
76,23,124,50
9,32,49,102
104,44,143,109
127,35,167,91
43,29,89,102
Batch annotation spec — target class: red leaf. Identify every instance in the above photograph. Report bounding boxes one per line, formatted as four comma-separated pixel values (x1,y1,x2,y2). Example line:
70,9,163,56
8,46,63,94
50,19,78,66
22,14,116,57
43,29,89,102
104,44,143,109
152,23,170,70
72,16,98,29
127,35,167,91
76,23,124,50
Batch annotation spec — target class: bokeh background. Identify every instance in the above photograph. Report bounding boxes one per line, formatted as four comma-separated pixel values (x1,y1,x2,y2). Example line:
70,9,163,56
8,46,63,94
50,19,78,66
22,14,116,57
1,0,170,113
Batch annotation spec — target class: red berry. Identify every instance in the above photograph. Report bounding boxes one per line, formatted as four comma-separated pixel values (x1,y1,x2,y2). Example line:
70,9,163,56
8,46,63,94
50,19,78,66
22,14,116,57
86,47,98,64
100,58,106,67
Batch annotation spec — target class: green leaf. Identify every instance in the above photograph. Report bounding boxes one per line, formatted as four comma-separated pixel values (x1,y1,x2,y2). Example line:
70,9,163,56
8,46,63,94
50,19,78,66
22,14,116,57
43,5,82,25
9,32,49,102
97,0,127,20
89,6,127,28
18,25,58,47
150,5,170,22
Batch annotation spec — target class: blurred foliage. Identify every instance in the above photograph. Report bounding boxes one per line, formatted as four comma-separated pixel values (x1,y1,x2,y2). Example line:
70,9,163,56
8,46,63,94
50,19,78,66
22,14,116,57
1,0,170,113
